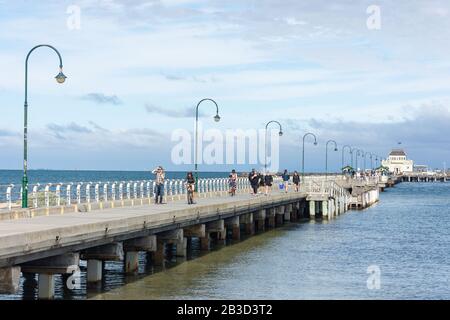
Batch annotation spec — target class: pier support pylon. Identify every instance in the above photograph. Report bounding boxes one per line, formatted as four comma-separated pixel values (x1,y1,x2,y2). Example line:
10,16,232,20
309,201,315,219
87,259,103,282
200,234,211,251
38,274,55,300
0,266,21,294
255,210,266,232
125,252,140,274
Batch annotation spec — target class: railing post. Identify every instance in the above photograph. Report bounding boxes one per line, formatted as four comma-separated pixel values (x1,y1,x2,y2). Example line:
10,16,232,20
169,180,173,196
86,183,91,203
126,182,131,200
76,183,82,204
44,184,51,208
146,181,151,199
6,185,13,211
66,184,72,205
103,183,109,202
152,181,156,198
56,184,61,207
32,184,39,208
119,183,124,201
133,182,138,199
95,183,100,203
112,183,117,201
140,182,145,199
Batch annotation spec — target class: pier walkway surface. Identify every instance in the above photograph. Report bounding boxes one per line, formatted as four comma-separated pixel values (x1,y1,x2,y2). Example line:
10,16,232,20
0,175,384,299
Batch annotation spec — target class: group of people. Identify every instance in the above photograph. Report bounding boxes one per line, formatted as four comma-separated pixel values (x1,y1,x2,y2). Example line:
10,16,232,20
151,167,239,205
248,169,301,195
151,167,302,206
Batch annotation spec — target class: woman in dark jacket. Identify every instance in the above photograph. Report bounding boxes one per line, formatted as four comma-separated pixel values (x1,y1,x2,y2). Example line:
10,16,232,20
264,174,273,195
249,170,259,195
281,169,290,193
292,171,300,192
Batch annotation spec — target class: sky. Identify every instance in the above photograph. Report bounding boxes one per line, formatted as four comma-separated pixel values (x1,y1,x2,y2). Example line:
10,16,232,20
1,0,450,172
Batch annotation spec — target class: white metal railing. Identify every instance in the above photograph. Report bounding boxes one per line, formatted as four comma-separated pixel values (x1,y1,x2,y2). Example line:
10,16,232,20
1,174,376,212
0,177,253,211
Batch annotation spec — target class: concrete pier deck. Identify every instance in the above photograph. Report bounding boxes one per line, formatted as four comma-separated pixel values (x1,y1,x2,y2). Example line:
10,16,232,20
0,192,306,268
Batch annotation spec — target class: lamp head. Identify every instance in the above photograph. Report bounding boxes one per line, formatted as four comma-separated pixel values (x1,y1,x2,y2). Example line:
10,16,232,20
214,114,221,122
55,69,67,84
279,131,283,137
334,147,338,152
314,141,318,146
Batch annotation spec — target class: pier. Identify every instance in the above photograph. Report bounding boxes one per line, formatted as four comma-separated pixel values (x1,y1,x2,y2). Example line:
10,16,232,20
0,175,383,299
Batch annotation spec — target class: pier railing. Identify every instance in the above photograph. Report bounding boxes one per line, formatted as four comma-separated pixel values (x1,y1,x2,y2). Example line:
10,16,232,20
0,177,255,211
0,174,379,212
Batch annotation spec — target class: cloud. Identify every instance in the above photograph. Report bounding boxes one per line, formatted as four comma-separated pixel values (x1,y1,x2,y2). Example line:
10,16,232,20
88,121,109,132
282,102,450,159
0,129,19,137
44,121,164,146
145,103,206,118
163,73,219,83
46,122,93,140
81,93,123,105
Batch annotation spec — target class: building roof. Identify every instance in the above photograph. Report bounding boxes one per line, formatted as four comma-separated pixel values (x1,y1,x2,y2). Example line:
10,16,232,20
389,149,406,156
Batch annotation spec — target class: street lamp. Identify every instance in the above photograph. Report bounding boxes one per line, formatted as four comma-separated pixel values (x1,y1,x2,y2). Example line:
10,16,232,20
364,151,372,171
341,145,352,170
353,149,362,172
22,44,66,208
357,149,364,172
302,132,318,177
264,120,283,174
325,140,338,179
364,152,374,170
194,98,221,190
350,147,358,168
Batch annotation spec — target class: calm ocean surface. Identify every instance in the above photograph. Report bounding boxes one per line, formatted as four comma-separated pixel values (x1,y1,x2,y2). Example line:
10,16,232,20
0,170,229,186
1,181,449,300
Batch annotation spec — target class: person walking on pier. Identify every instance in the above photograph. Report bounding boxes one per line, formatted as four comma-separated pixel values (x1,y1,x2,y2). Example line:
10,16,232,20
264,173,273,196
186,172,196,204
282,170,290,193
152,166,165,204
293,171,300,192
258,171,265,194
229,169,237,196
249,169,259,195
